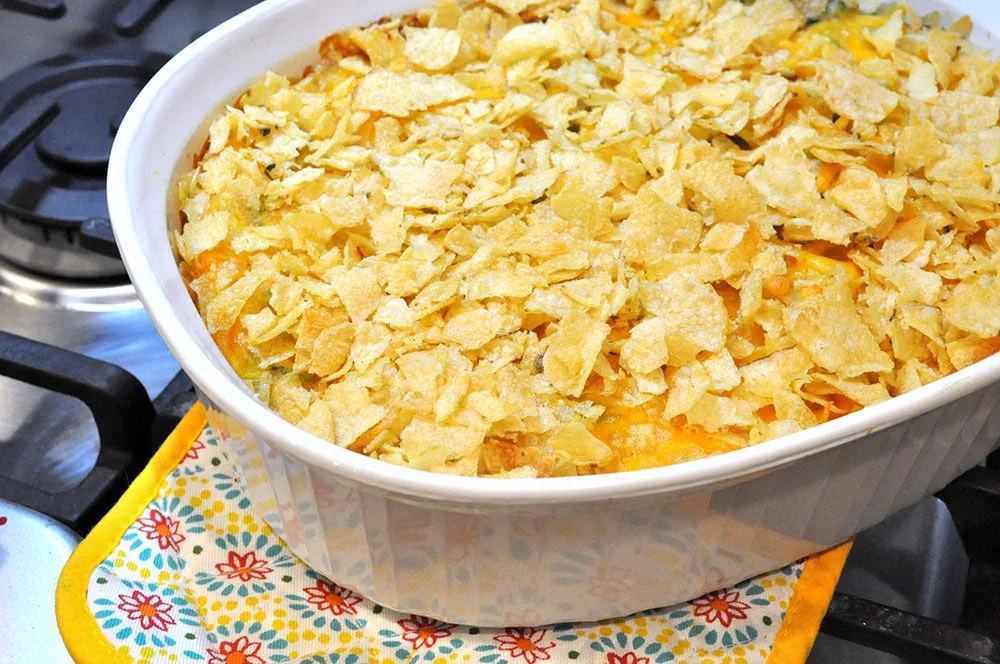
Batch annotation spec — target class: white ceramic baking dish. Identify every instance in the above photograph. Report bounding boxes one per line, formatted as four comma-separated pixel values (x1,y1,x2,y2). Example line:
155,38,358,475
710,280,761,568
108,0,1000,626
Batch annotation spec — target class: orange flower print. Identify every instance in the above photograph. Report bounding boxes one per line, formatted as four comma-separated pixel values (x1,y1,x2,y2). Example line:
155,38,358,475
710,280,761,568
215,551,273,582
116,590,177,632
397,615,454,650
303,579,363,616
493,627,556,664
690,590,751,628
207,635,265,664
136,509,186,552
607,653,651,664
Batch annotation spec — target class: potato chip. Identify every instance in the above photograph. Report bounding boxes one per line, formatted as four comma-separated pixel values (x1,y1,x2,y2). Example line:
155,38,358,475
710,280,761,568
549,422,613,466
373,297,417,329
618,53,671,101
644,270,729,364
382,160,465,210
814,374,890,406
741,348,812,398
929,91,1000,134
353,70,473,117
298,399,335,442
310,323,353,376
621,317,669,375
896,303,943,345
782,200,867,246
947,335,1000,371
865,9,903,57
204,271,266,333
368,207,409,256
400,418,485,471
322,382,388,449
942,275,1000,339
816,61,900,125
486,0,541,15
550,177,614,238
560,274,613,309
826,166,890,229
443,306,506,350
746,156,818,218
543,310,610,397
253,300,309,344
784,273,893,377
703,350,741,392
685,394,755,433
683,158,765,226
493,22,560,65
906,60,939,101
404,26,462,70
662,363,711,420
772,391,817,429
877,264,943,306
622,176,703,266
330,265,381,322
180,210,231,260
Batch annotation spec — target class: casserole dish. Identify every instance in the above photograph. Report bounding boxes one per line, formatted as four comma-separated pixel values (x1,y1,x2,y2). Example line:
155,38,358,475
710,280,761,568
109,0,1000,625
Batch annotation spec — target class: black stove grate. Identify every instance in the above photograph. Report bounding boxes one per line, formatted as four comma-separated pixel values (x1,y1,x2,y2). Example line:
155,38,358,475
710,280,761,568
114,0,175,36
0,331,194,533
0,331,155,533
0,0,65,19
821,592,1000,664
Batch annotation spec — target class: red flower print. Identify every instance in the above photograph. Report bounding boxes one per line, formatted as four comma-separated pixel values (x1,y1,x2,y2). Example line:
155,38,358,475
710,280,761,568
117,590,177,631
397,615,454,650
136,509,186,552
493,627,556,664
215,551,273,582
0,516,7,526
690,590,751,628
608,653,651,664
185,439,206,460
207,635,265,664
303,579,363,616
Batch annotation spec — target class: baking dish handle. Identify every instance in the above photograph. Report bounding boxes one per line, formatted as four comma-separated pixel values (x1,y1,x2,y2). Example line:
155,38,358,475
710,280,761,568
0,331,155,533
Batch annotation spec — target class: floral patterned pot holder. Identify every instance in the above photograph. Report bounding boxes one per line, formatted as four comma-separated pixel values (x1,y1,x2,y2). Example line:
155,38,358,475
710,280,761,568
56,404,851,664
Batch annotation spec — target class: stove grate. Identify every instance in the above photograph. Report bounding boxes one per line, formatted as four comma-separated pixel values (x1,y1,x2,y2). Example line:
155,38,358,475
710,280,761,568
822,592,1000,664
0,0,65,19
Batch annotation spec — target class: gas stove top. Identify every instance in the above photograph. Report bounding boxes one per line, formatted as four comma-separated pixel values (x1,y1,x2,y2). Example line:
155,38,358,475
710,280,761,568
2,2,1000,664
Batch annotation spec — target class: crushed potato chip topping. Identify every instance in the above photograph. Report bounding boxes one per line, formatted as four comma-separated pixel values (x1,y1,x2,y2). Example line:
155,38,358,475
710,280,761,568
177,0,1000,478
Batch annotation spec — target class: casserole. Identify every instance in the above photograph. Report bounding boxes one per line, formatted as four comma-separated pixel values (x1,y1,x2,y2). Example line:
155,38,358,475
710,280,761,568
109,0,1000,625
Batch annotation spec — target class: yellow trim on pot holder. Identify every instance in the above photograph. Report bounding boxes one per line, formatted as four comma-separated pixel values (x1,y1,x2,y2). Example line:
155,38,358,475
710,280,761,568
56,403,208,664
766,541,853,664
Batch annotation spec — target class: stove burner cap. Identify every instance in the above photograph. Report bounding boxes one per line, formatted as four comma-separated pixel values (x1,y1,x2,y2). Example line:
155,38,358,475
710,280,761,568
0,50,169,279
34,80,138,174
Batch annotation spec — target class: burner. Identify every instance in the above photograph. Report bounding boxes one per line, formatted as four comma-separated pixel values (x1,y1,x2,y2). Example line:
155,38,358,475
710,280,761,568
0,50,169,279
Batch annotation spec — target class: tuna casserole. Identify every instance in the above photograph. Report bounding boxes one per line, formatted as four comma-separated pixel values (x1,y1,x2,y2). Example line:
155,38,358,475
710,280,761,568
175,0,1000,478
